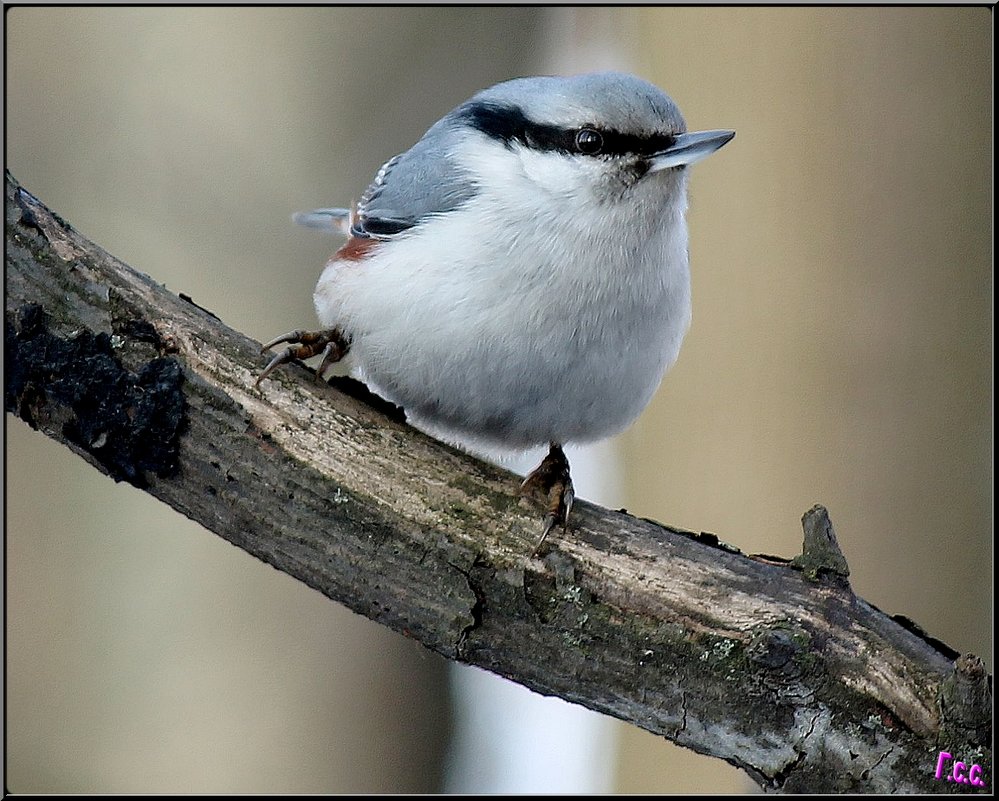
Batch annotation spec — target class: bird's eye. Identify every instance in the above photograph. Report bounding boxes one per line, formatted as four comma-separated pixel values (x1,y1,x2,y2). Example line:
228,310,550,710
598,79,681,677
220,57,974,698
574,128,603,155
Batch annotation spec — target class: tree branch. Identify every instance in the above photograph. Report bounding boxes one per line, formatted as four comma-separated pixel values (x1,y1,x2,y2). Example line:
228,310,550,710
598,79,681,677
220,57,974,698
5,170,990,793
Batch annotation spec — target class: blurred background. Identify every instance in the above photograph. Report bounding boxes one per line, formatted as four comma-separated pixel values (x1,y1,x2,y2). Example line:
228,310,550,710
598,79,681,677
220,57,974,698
4,7,991,794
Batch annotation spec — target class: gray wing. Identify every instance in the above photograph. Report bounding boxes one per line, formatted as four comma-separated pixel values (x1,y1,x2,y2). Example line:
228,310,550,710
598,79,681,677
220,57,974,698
351,119,478,239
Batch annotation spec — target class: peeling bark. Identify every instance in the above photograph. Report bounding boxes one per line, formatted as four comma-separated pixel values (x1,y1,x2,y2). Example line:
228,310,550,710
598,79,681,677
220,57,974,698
4,171,991,792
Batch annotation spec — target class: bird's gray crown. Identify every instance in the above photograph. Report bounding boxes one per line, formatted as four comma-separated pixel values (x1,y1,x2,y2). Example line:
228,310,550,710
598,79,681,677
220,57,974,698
452,72,688,156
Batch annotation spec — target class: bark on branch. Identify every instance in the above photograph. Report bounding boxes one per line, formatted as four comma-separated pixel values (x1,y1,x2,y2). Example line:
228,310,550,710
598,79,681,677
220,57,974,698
4,171,991,793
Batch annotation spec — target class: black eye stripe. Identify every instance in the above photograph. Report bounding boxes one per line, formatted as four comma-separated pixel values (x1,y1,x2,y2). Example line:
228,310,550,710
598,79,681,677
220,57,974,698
459,101,676,157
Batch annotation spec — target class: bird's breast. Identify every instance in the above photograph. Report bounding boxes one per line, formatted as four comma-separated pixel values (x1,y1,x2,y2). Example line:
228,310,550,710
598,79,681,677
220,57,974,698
314,188,692,448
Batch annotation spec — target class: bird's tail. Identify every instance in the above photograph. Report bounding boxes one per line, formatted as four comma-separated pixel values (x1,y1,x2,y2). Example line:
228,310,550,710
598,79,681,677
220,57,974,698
291,207,351,235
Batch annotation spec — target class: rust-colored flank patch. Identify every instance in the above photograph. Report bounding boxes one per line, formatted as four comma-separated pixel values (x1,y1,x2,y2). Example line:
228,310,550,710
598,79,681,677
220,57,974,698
334,236,379,262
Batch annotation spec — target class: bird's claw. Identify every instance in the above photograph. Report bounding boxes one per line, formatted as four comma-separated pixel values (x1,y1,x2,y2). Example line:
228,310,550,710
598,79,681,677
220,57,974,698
255,327,350,387
520,443,574,554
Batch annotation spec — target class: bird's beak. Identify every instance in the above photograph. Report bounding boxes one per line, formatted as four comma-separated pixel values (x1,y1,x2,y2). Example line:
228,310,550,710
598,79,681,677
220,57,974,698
648,129,735,172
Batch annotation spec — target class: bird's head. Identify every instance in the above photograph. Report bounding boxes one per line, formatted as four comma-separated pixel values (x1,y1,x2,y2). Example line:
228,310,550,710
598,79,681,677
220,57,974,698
448,72,734,204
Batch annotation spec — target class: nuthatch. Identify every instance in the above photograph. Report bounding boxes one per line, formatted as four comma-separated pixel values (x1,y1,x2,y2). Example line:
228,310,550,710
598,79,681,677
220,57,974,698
259,72,734,551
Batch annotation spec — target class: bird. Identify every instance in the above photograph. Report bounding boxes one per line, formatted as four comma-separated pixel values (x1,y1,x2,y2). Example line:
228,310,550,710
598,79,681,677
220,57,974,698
257,72,734,552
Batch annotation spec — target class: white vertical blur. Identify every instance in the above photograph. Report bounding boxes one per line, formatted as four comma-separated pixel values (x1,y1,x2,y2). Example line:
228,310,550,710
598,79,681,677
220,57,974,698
444,444,624,794
444,9,634,793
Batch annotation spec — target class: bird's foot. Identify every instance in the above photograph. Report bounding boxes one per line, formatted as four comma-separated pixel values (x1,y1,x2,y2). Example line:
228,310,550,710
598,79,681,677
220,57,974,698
256,327,350,386
520,443,575,554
